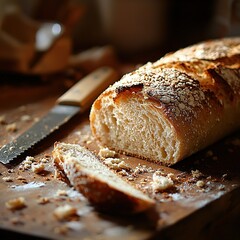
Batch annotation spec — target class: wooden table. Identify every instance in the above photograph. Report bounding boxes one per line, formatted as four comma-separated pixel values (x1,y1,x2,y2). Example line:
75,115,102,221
0,72,240,240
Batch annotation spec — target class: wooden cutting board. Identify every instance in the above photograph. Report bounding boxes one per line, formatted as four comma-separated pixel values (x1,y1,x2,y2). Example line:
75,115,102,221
0,78,240,240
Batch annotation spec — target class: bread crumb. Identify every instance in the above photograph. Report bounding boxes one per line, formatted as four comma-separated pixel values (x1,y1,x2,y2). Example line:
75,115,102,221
103,158,130,171
10,217,24,225
16,176,27,181
26,156,35,162
31,163,45,174
99,147,117,158
40,157,49,163
54,225,70,235
127,177,134,181
20,115,31,122
0,115,6,124
167,173,174,179
37,197,50,205
6,123,17,132
2,176,13,182
56,189,68,196
118,169,129,176
196,180,205,188
5,197,26,210
19,156,36,171
152,173,174,192
53,205,77,220
133,164,154,175
32,116,39,122
191,169,203,178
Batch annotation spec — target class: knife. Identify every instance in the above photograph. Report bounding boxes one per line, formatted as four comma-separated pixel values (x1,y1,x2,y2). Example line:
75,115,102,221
0,67,118,164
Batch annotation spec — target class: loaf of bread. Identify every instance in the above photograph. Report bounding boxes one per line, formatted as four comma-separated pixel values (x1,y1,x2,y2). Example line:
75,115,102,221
90,37,240,166
52,142,155,214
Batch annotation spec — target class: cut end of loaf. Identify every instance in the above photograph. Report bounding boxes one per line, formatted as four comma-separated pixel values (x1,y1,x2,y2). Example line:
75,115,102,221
90,90,182,166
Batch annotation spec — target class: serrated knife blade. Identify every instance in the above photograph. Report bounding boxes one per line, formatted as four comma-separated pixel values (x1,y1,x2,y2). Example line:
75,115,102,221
0,67,118,164
0,105,79,164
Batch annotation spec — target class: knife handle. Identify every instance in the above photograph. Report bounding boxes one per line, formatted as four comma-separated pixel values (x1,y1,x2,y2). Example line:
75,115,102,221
57,67,119,111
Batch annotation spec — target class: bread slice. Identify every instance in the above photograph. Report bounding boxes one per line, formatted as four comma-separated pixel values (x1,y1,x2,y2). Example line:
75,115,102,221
90,37,240,166
52,142,155,214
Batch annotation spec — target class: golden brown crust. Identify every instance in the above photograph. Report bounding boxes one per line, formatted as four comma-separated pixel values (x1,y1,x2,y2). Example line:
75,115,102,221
155,37,240,65
90,37,240,165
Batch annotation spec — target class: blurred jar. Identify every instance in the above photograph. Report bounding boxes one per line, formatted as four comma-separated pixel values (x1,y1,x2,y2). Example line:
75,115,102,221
97,0,168,55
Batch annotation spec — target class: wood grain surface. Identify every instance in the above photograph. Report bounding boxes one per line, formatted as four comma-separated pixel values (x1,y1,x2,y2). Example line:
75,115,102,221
0,75,240,240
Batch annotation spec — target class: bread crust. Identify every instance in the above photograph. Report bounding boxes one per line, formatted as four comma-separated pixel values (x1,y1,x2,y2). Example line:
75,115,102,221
90,37,240,165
